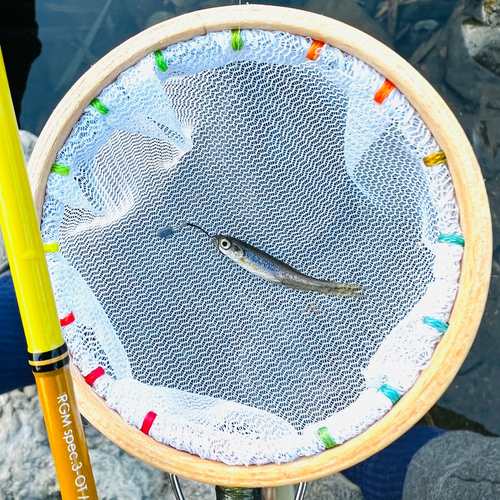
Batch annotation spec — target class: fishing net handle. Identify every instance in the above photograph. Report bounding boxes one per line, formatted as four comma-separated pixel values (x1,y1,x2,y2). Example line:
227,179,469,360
28,5,491,487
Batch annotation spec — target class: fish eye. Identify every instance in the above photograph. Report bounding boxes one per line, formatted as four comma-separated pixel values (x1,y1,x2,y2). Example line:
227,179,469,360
220,238,231,250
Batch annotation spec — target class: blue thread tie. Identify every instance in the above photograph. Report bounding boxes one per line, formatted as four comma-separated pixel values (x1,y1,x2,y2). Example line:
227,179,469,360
423,316,448,334
438,234,465,247
379,384,401,405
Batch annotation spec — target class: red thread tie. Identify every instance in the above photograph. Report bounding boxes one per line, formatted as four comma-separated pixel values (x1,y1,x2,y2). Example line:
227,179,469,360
141,411,157,435
306,40,325,61
374,80,396,104
84,366,105,385
60,312,75,327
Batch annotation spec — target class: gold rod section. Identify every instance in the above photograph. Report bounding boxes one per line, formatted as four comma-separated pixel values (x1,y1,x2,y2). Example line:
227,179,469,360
35,365,98,499
0,47,99,500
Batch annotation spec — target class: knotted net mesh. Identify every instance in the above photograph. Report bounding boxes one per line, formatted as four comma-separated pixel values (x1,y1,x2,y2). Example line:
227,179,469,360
41,30,462,466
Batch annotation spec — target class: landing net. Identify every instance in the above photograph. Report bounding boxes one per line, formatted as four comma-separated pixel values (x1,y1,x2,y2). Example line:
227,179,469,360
41,30,462,466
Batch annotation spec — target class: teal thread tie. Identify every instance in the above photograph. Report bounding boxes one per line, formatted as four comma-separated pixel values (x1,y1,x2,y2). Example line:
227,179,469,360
154,50,168,72
379,384,401,405
90,98,109,115
438,234,465,247
51,163,70,176
423,316,449,334
231,29,243,51
317,427,337,449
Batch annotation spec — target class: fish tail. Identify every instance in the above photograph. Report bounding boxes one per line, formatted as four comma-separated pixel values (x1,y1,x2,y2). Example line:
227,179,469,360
321,282,366,298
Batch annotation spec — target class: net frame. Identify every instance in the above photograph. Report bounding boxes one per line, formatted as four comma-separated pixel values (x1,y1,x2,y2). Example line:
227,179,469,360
28,5,491,487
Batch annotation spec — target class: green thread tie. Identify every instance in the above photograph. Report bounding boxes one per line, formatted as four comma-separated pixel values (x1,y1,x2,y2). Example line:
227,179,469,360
317,427,337,449
90,98,109,115
43,242,59,253
438,234,465,247
379,384,401,405
423,316,448,334
231,29,243,51
51,163,70,176
154,50,168,72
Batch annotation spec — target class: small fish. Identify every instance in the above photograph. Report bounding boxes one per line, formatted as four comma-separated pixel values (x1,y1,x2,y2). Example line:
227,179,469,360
184,223,364,298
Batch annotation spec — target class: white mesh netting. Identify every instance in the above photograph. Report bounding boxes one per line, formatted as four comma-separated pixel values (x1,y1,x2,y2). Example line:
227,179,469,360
41,30,463,466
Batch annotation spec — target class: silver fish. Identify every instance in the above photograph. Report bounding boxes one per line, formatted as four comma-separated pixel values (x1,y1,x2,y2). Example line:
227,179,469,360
212,234,364,297
181,224,364,297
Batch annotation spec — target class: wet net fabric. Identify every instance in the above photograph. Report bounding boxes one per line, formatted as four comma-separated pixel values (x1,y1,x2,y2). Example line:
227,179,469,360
41,30,462,466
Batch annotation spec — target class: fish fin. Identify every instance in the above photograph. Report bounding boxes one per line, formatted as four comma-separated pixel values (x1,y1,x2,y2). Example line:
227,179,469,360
280,276,366,298
322,283,366,298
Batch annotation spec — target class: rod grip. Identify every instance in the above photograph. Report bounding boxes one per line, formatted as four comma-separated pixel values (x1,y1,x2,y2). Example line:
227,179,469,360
35,361,98,500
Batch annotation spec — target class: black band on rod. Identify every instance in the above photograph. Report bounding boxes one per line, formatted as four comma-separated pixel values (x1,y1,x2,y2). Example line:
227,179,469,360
28,343,68,361
28,343,69,373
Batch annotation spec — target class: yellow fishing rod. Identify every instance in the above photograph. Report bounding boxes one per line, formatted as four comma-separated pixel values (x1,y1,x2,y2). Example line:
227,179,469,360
0,48,98,500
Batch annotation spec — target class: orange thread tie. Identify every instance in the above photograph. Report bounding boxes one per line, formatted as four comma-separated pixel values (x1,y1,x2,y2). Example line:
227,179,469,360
84,367,105,385
306,40,325,61
374,80,396,104
141,411,157,435
60,312,75,327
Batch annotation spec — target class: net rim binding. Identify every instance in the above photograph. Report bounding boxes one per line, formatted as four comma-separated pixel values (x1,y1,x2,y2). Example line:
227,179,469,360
28,4,491,487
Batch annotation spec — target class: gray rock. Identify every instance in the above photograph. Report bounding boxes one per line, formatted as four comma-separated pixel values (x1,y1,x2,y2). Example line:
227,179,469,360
466,0,500,26
468,109,500,180
307,474,365,500
403,431,500,499
0,386,60,500
463,19,500,78
305,0,393,47
484,0,500,25
446,15,500,108
0,386,169,500
0,228,7,274
19,130,38,166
